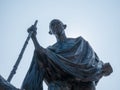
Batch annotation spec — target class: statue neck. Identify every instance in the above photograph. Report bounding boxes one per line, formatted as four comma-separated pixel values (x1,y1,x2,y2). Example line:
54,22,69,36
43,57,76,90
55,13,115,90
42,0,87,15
56,33,67,42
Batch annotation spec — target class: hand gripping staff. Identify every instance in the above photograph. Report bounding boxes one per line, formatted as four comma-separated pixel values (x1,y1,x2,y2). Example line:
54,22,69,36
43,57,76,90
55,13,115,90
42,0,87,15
7,20,38,82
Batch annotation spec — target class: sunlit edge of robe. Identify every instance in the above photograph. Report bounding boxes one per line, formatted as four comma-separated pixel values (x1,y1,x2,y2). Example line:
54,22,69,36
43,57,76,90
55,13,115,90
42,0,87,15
21,36,106,90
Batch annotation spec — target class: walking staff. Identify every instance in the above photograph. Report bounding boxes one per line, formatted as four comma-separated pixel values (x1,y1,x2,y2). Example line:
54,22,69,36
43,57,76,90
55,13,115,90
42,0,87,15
7,20,38,82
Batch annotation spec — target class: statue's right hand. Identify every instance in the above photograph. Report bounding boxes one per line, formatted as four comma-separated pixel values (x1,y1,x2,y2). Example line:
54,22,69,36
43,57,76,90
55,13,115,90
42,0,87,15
27,25,37,36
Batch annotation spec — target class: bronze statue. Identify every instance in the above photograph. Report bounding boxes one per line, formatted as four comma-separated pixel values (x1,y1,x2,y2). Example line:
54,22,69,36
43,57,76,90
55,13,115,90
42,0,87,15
21,19,113,90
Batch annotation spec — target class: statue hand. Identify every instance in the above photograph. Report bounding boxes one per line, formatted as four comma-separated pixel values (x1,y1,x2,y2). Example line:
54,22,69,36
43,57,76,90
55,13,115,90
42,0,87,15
27,25,37,36
102,63,113,76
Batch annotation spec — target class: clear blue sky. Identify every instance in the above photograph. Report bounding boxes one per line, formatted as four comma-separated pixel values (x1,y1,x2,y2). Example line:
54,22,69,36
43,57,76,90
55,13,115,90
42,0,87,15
0,0,120,90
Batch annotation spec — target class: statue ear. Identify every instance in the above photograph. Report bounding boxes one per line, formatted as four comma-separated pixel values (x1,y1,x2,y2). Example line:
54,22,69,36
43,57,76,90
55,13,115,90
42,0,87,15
64,24,67,29
49,30,52,35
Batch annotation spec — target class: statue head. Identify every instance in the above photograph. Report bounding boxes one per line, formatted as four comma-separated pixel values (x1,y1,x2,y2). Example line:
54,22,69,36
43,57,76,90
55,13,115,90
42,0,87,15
49,19,67,36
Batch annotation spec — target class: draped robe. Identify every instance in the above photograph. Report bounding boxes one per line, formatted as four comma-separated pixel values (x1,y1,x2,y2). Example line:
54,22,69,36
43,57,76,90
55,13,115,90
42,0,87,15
21,36,105,90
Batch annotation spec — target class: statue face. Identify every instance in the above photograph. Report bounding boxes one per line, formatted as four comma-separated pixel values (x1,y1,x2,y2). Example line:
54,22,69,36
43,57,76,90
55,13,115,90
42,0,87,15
49,19,65,36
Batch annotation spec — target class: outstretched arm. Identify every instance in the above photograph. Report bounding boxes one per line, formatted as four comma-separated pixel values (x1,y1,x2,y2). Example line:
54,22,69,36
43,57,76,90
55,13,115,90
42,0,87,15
31,35,46,53
27,23,46,54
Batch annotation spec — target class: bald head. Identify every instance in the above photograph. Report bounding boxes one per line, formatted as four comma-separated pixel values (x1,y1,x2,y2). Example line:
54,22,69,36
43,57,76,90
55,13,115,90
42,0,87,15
49,19,67,35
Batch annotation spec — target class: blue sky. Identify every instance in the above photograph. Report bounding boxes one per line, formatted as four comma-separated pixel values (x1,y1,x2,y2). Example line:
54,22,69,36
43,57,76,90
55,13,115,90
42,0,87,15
0,0,120,90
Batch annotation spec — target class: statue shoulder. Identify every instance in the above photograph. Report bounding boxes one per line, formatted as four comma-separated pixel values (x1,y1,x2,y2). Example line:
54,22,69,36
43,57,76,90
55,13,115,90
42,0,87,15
76,36,85,40
47,45,57,52
72,36,87,43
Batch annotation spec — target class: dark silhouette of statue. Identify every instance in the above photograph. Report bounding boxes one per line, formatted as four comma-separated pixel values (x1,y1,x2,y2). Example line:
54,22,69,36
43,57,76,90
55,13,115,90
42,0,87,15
21,19,113,90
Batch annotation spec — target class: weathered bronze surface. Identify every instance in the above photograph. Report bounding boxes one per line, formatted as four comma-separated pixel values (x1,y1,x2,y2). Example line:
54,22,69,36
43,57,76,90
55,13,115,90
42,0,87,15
0,19,113,90
20,19,113,90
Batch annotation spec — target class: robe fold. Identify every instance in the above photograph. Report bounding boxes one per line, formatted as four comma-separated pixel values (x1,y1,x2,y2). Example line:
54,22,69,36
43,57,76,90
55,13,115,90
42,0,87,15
21,51,45,90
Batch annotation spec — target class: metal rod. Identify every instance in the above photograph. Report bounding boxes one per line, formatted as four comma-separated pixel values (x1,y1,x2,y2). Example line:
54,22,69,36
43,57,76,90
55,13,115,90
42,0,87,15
7,20,38,82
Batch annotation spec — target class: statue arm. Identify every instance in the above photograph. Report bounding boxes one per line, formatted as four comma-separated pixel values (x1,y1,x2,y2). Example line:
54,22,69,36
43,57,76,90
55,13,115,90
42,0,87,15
31,35,46,54
27,23,46,54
